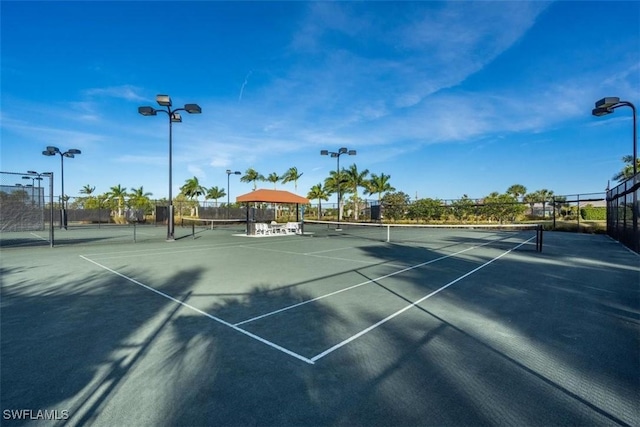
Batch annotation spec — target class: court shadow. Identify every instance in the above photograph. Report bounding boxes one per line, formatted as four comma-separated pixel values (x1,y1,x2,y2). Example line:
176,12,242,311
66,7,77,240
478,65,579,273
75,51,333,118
0,266,204,426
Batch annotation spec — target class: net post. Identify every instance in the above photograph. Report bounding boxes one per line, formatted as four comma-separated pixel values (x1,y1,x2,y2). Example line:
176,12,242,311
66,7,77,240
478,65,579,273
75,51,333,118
133,222,137,243
386,224,390,242
192,220,195,239
536,224,543,252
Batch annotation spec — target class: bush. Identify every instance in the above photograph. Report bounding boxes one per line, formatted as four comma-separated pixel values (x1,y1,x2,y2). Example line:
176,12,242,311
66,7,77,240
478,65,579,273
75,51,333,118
581,206,606,221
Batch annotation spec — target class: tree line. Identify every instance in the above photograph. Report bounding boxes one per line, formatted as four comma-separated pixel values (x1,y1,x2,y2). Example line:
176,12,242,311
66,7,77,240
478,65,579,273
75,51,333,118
54,158,615,224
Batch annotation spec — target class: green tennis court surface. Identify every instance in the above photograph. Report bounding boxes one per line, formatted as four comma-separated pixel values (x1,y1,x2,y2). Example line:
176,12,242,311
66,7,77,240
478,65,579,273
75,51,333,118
1,225,638,426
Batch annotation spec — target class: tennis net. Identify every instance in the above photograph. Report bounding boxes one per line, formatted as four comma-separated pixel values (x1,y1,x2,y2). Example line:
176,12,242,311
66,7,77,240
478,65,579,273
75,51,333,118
180,218,247,232
302,220,543,252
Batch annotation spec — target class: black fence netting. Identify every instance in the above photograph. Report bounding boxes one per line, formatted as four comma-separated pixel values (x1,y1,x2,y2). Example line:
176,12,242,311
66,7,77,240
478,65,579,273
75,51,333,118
607,173,639,253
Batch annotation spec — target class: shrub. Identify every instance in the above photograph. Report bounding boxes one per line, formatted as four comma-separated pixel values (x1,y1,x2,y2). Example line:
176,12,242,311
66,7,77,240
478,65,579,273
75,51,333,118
581,206,606,221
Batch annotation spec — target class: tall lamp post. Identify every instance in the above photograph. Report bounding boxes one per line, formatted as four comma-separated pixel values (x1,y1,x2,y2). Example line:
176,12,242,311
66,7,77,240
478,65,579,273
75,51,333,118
226,169,241,219
27,171,48,208
22,175,43,206
321,147,356,230
42,146,81,229
592,97,637,176
138,94,202,241
593,96,638,252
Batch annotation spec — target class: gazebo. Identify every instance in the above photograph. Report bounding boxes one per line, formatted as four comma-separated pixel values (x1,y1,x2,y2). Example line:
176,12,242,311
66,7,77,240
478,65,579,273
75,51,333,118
236,189,309,235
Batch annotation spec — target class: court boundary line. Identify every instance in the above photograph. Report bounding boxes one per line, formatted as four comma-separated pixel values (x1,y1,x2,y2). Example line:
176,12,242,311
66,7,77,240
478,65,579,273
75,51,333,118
79,255,315,365
310,236,536,362
234,239,500,326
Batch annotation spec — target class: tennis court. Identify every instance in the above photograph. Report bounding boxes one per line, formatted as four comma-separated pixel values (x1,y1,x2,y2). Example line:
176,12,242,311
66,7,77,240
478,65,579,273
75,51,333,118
1,222,638,426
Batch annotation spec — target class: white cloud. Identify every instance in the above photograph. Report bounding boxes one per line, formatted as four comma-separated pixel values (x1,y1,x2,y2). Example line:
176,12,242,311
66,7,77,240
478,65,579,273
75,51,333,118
84,85,146,101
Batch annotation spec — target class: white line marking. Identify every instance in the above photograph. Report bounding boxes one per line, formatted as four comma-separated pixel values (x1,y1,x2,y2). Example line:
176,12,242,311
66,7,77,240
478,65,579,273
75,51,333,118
79,255,314,364
305,246,360,255
30,232,49,241
234,241,496,326
245,244,406,268
310,236,535,362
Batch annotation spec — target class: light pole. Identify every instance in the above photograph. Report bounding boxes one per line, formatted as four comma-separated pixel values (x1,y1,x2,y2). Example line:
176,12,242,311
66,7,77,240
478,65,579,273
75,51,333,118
226,169,241,219
321,147,356,230
19,180,34,204
22,175,43,206
594,97,639,252
139,95,201,241
592,97,637,176
42,146,81,229
27,171,47,208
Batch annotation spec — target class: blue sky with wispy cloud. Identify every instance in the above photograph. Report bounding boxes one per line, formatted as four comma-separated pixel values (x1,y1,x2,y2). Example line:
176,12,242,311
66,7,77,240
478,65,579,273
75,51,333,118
1,1,638,201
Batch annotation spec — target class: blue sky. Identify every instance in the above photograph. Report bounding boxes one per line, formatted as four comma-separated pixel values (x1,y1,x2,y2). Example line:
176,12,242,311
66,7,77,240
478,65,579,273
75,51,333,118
1,1,638,203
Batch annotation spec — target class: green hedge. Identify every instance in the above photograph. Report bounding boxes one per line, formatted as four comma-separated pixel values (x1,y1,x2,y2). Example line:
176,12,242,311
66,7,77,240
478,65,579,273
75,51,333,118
581,206,606,221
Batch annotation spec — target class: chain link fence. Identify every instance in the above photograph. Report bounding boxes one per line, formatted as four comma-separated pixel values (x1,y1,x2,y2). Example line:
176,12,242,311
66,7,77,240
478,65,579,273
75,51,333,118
0,171,52,232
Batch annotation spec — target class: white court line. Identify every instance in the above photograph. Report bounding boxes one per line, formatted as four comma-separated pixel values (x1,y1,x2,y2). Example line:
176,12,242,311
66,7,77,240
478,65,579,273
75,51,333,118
234,240,498,326
30,232,49,241
245,244,406,268
79,255,315,365
81,236,313,259
310,236,536,362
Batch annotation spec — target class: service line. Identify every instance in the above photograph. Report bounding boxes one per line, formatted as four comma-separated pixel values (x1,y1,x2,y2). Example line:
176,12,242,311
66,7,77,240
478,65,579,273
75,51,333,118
234,240,497,326
310,236,536,362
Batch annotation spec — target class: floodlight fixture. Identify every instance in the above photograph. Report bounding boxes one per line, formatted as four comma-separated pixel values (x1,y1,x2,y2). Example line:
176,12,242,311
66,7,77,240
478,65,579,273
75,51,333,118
42,146,82,229
320,150,329,156
339,147,348,154
595,97,621,110
156,94,172,107
348,150,356,155
138,93,202,240
184,104,202,114
591,96,637,177
138,106,157,116
592,107,612,117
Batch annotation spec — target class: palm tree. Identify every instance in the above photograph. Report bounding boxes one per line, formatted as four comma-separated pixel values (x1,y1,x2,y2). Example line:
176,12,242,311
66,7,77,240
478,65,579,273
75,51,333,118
523,193,538,217
78,184,96,209
281,167,304,191
241,168,265,191
535,189,554,218
129,186,153,210
613,155,640,182
506,184,527,202
107,184,128,217
79,184,95,196
307,183,330,220
324,169,347,220
205,186,226,207
180,176,206,217
344,163,369,220
365,173,395,202
267,172,280,189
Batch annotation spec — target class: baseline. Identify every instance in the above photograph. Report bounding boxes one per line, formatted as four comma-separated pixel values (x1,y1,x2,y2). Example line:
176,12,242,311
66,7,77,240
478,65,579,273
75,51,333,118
79,255,315,365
